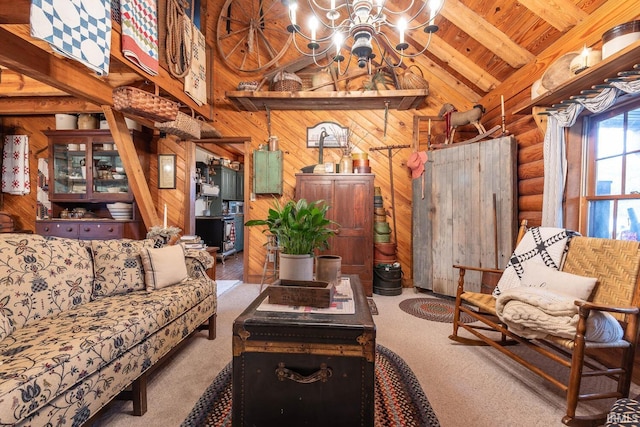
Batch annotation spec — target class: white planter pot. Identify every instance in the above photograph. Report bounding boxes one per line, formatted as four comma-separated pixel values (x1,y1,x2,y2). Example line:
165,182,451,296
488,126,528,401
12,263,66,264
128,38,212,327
279,253,314,281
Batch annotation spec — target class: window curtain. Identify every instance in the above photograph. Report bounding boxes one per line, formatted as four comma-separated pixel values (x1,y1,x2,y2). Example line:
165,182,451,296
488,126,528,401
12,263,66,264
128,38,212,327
542,80,640,227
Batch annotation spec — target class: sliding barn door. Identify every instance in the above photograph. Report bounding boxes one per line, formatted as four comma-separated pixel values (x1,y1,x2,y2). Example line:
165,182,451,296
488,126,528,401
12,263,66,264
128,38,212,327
413,136,518,296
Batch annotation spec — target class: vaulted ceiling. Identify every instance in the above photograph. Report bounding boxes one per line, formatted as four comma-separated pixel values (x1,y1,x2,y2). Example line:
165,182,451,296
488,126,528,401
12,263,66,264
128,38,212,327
0,0,637,122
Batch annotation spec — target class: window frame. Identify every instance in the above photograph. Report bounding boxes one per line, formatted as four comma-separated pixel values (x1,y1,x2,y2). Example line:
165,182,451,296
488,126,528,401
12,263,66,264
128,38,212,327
580,96,640,239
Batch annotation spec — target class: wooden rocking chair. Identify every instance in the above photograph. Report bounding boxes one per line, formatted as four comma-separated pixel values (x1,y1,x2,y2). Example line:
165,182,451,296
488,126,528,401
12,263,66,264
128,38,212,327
449,220,640,426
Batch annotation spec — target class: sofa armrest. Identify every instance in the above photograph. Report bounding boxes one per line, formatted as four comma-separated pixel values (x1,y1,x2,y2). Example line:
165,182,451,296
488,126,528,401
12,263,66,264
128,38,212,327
184,249,214,280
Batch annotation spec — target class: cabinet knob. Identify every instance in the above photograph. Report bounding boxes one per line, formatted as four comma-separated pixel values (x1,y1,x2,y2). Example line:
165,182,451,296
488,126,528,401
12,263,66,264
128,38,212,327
44,227,50,232
83,227,90,232
108,227,114,232
66,227,74,232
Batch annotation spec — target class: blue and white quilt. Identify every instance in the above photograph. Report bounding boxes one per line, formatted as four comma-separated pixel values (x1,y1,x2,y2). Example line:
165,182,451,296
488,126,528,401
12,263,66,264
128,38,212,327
30,0,112,76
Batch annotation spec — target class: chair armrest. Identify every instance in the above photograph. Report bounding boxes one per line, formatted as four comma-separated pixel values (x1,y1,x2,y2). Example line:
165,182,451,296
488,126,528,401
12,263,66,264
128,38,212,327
575,300,640,316
453,264,503,274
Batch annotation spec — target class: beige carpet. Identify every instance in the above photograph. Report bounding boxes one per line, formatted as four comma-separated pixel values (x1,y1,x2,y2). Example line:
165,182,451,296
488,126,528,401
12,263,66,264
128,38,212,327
90,284,638,427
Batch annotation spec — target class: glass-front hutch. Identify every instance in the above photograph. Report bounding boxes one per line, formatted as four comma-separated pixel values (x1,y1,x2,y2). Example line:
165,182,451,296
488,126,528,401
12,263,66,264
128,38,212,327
36,129,149,239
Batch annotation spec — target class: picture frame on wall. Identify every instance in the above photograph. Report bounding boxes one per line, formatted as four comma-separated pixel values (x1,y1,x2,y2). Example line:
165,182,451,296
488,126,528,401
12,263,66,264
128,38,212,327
158,154,176,189
307,121,348,148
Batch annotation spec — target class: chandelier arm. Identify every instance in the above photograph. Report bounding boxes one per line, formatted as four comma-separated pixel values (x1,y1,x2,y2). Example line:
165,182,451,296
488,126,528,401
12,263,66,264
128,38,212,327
290,33,337,58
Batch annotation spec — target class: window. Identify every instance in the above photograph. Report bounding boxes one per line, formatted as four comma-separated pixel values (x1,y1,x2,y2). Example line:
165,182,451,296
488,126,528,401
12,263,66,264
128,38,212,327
584,99,640,240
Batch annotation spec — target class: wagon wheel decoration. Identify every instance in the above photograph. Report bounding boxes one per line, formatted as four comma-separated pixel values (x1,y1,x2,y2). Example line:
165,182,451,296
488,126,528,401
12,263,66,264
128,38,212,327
217,0,293,73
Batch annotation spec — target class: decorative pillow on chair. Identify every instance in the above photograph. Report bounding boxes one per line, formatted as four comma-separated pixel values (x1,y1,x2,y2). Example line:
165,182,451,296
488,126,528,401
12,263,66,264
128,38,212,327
90,239,157,298
140,244,189,290
493,227,580,297
520,264,597,301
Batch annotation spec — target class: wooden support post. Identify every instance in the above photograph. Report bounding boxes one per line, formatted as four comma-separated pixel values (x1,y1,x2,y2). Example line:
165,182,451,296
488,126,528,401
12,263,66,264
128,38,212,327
102,106,160,230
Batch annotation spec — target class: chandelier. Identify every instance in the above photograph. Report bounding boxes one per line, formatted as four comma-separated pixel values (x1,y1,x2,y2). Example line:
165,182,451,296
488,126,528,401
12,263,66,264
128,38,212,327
285,0,444,73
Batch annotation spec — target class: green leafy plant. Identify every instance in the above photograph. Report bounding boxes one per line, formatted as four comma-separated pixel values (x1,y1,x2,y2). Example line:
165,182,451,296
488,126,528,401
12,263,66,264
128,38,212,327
245,199,337,255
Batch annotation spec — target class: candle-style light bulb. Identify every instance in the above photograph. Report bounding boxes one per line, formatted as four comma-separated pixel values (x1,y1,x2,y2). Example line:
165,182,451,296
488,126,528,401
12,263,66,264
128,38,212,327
289,2,297,26
582,44,589,67
309,16,318,43
429,0,442,21
376,0,383,14
398,18,407,45
334,33,343,56
330,0,335,11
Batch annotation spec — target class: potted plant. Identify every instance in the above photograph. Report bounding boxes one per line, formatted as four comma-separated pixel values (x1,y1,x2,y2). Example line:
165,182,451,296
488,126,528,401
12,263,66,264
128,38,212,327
245,198,336,281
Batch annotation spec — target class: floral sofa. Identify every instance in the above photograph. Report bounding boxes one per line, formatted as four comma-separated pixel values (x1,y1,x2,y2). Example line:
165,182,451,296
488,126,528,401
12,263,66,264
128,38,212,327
0,234,216,426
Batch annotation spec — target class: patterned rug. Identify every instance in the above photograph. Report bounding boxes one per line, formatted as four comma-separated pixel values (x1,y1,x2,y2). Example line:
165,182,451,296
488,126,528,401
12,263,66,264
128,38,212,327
399,298,476,324
182,344,439,426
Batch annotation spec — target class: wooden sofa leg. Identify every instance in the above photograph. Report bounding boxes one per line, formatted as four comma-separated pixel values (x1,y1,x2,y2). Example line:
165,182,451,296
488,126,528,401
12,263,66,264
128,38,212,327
208,313,216,340
132,373,148,416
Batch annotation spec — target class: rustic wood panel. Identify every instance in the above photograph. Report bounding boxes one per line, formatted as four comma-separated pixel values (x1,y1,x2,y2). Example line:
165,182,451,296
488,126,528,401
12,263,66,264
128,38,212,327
419,136,517,296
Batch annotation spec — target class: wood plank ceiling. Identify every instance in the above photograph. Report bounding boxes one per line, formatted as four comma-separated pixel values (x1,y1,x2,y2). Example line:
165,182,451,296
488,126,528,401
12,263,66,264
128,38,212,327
0,0,630,123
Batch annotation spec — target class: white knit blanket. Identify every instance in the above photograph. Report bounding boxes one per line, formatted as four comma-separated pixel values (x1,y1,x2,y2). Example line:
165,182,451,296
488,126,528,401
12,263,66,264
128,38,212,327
496,287,623,343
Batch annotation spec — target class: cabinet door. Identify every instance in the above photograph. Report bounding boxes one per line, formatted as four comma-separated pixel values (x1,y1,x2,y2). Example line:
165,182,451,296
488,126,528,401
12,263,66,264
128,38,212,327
224,168,237,200
296,174,374,296
50,139,89,200
236,171,244,200
254,151,283,194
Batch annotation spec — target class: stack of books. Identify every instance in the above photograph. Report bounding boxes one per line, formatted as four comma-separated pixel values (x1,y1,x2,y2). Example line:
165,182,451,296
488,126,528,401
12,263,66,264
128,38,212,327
180,235,205,250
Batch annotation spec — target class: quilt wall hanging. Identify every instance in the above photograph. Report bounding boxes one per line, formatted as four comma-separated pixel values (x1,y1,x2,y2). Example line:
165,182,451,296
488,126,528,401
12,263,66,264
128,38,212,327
30,0,112,75
120,0,159,75
2,135,31,196
184,18,207,106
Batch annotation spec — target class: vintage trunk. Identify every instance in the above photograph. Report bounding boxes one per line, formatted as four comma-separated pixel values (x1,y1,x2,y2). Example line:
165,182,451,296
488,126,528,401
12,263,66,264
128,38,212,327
232,275,376,427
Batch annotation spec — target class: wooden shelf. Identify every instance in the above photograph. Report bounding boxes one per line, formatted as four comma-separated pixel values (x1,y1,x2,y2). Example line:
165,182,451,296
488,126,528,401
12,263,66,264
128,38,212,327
514,41,640,115
225,89,429,111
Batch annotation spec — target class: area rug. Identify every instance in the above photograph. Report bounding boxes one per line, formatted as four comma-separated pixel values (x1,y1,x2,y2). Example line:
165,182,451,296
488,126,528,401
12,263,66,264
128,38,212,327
215,280,241,297
181,344,440,427
399,298,475,324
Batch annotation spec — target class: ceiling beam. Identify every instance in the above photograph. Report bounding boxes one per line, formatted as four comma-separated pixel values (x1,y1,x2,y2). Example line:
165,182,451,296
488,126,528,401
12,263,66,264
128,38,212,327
517,0,587,32
440,0,535,68
410,32,501,93
0,70,68,96
0,0,29,24
0,27,114,105
0,97,101,115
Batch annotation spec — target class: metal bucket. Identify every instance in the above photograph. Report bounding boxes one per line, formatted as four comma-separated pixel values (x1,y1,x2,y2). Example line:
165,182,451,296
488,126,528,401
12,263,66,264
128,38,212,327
373,263,402,296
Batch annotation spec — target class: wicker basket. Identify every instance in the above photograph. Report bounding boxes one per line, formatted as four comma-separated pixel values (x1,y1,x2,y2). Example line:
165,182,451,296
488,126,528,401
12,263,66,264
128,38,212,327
113,86,179,123
397,65,430,91
198,117,222,138
271,71,302,92
156,110,201,140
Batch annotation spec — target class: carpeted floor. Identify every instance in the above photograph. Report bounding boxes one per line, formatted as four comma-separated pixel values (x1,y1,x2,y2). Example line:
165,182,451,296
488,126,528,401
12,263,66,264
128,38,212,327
181,344,439,427
399,297,475,323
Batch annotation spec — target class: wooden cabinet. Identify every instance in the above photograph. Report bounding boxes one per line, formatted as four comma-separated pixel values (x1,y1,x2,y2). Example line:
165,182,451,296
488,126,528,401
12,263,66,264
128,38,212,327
296,173,374,296
212,165,237,200
236,171,244,201
254,150,283,195
38,130,148,240
234,214,244,252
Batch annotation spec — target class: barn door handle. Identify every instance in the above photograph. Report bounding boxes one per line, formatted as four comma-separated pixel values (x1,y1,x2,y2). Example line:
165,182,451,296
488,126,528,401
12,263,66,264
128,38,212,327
275,362,332,383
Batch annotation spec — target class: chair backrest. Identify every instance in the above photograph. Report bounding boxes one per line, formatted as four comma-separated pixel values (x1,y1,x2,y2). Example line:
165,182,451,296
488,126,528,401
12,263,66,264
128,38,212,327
562,236,640,321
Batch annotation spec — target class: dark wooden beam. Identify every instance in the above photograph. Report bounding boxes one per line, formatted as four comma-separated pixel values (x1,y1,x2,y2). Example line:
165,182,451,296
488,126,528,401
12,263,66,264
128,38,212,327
0,27,114,105
0,1,30,24
103,106,159,229
0,97,101,115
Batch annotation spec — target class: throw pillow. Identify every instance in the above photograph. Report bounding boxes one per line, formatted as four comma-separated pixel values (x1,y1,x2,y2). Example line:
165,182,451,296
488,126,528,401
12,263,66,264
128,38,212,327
493,227,580,297
519,264,597,301
90,239,157,298
586,310,624,343
139,244,189,290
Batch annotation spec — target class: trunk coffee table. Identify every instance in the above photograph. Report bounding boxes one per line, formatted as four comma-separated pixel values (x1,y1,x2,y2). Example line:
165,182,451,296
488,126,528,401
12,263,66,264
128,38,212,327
232,275,376,427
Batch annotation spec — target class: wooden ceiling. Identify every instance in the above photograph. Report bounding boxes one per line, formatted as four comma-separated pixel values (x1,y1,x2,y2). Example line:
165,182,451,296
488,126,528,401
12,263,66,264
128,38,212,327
0,0,637,120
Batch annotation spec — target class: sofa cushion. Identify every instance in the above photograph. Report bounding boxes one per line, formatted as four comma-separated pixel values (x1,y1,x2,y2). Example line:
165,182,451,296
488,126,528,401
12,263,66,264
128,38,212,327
140,244,189,290
0,234,93,330
90,239,157,298
0,277,214,425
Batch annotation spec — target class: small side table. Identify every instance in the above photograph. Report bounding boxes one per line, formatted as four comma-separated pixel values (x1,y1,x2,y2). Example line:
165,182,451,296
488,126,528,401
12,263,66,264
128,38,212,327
205,246,219,280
